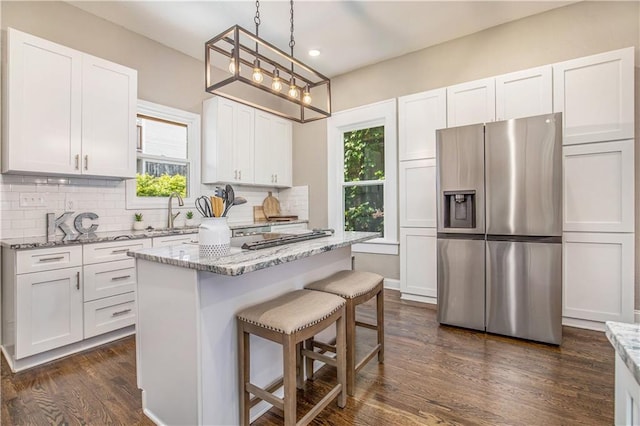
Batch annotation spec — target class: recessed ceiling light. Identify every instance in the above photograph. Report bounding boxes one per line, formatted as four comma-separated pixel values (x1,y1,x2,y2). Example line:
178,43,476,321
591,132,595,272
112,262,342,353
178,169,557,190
308,49,321,57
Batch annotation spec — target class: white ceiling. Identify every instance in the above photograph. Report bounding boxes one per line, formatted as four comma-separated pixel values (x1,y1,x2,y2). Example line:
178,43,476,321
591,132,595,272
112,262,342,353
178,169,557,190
69,1,573,77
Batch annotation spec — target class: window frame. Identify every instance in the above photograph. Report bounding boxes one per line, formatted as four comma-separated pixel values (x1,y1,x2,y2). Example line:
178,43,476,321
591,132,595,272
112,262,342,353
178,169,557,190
125,100,201,210
327,99,398,254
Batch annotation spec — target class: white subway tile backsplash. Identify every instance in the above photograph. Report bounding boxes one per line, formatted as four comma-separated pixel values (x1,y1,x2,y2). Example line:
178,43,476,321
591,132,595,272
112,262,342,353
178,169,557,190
10,184,36,192
0,175,310,240
0,175,24,184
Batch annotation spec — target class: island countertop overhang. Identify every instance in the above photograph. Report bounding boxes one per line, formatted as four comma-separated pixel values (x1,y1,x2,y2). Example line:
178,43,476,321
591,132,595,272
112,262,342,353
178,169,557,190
127,231,379,276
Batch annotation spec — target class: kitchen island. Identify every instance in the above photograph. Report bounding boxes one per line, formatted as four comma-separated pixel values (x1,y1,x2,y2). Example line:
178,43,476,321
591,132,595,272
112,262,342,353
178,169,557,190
606,321,640,425
128,231,377,425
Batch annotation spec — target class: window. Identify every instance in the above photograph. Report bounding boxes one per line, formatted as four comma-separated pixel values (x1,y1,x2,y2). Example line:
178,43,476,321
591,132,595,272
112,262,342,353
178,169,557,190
328,100,398,254
126,100,201,209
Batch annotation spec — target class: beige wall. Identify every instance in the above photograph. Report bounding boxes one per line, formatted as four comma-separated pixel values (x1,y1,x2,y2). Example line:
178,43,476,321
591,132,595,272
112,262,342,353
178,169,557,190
293,1,640,282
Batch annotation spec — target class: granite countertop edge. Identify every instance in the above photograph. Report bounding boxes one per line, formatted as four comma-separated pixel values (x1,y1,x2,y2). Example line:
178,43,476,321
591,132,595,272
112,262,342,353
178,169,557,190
128,231,378,276
606,321,640,385
1,220,309,250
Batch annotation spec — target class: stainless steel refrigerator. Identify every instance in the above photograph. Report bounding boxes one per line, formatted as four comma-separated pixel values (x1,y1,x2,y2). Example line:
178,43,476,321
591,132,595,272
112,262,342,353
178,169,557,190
436,113,562,345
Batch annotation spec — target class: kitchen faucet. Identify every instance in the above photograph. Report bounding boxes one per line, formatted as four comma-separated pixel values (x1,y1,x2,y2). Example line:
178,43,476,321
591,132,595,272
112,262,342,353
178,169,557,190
167,192,184,229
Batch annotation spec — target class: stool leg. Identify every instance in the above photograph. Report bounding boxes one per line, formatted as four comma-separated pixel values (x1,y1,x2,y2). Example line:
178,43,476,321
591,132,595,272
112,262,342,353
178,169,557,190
377,287,385,363
304,338,315,381
345,299,356,397
296,342,304,389
237,322,250,426
336,309,347,408
283,334,297,426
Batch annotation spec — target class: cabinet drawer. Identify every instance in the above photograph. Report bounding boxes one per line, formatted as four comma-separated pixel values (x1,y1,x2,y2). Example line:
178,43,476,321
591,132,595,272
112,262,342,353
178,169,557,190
83,239,151,264
84,292,136,339
16,246,83,274
83,259,136,302
152,234,199,247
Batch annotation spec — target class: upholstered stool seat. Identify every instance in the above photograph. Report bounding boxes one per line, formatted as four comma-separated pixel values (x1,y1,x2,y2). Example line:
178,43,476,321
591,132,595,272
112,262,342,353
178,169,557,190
237,289,347,426
305,270,384,396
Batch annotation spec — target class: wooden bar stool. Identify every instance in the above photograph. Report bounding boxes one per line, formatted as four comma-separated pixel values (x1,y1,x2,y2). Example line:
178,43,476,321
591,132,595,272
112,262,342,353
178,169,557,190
237,289,347,426
305,270,384,396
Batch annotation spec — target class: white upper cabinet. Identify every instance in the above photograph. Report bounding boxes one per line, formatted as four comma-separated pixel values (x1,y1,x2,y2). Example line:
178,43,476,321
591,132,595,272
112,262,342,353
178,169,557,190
495,66,553,121
202,96,255,184
446,78,495,127
254,110,292,187
553,47,634,145
3,28,82,175
81,55,137,178
2,28,137,178
399,159,436,228
563,140,634,233
398,88,446,160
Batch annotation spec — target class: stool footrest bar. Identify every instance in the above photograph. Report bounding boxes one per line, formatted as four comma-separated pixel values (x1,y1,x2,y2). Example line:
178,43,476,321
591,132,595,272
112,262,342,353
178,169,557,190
246,383,284,410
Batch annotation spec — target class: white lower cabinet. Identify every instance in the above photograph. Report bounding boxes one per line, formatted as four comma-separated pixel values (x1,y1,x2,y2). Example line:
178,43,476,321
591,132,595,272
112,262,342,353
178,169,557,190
615,353,640,426
400,228,437,301
84,292,136,339
16,267,83,359
83,259,136,301
2,239,151,370
563,232,634,327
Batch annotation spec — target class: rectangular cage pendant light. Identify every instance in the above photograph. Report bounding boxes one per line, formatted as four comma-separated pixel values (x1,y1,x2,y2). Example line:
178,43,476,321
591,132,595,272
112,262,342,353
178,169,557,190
205,25,331,123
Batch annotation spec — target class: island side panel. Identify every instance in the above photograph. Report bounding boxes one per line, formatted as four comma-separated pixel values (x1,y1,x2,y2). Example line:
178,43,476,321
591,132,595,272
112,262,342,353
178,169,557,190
198,246,352,425
136,259,200,426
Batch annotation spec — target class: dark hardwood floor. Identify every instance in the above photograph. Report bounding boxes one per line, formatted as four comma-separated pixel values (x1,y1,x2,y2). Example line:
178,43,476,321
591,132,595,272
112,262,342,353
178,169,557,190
2,290,614,425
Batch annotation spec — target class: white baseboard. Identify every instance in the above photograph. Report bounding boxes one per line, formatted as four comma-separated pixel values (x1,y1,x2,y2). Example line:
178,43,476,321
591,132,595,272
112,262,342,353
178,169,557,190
2,326,135,372
562,317,605,332
400,293,437,305
384,278,400,290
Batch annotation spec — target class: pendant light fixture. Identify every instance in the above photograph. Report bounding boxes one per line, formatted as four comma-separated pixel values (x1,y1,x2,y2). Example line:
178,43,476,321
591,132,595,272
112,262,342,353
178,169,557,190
205,0,331,123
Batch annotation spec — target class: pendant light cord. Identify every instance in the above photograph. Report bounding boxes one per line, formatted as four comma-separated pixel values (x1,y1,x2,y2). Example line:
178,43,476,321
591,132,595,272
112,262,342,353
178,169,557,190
254,0,260,53
289,0,295,75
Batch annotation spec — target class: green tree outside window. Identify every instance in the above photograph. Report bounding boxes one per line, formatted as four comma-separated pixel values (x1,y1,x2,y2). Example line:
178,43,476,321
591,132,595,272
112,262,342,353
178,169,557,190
343,126,384,235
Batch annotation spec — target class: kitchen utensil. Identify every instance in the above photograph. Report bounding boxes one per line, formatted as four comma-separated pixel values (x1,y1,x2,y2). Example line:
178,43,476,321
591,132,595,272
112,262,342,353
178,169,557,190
195,196,213,217
212,196,225,217
225,184,235,213
262,191,281,218
233,196,247,206
222,195,246,217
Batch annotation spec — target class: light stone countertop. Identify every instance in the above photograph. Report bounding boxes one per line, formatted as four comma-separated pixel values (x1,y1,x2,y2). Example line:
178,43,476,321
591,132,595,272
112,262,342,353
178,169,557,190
127,231,378,276
606,321,640,385
0,219,309,250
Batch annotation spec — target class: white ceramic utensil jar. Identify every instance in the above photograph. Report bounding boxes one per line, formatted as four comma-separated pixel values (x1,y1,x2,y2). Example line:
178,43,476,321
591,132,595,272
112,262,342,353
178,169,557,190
199,217,231,257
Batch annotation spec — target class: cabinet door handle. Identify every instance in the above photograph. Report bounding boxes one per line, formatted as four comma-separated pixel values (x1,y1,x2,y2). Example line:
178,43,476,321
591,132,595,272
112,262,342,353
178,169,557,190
112,308,132,317
111,275,132,281
275,174,278,183
110,249,130,254
76,271,80,290
84,155,89,170
38,256,64,262
75,154,80,170
238,170,242,180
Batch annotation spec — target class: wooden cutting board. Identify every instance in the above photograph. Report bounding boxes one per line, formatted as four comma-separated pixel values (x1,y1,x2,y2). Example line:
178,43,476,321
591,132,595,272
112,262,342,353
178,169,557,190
262,191,281,218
